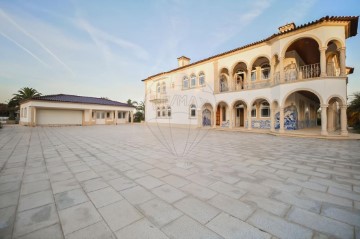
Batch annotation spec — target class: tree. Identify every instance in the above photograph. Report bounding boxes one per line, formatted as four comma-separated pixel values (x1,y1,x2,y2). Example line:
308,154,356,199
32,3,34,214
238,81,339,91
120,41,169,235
7,87,41,120
348,92,360,131
8,87,42,107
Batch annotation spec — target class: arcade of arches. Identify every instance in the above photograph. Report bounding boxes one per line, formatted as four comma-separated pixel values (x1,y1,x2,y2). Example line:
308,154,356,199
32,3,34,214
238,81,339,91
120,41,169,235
202,90,347,136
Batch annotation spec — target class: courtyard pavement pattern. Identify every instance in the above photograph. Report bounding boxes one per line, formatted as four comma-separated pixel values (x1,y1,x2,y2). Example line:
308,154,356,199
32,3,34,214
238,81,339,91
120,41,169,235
0,125,360,239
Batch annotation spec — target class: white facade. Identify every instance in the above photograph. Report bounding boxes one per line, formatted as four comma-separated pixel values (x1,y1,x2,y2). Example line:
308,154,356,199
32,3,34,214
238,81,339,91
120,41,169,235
143,16,358,136
20,99,135,126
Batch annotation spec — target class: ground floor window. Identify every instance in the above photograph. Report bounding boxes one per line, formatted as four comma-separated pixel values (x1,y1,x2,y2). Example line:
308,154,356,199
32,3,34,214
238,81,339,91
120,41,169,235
97,112,105,119
118,112,126,119
167,106,171,117
106,112,111,118
190,104,196,117
251,106,256,117
260,102,270,117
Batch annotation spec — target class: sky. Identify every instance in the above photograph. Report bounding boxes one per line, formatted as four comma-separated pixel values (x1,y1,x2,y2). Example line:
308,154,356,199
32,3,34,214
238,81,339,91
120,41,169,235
0,0,359,104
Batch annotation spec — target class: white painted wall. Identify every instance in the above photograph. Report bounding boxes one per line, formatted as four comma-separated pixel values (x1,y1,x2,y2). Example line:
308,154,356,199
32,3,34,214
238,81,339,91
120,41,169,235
144,23,349,127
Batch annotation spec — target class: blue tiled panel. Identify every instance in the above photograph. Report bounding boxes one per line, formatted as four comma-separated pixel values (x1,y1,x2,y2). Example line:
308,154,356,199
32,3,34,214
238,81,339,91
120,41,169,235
275,106,298,130
251,120,270,129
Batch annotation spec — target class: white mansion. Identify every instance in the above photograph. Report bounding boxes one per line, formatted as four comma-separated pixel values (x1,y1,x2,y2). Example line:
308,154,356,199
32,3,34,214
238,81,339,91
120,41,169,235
143,16,358,136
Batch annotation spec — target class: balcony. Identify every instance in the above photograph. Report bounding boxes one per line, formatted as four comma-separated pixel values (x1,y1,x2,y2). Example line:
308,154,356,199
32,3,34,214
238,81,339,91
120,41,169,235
149,93,168,103
217,62,345,94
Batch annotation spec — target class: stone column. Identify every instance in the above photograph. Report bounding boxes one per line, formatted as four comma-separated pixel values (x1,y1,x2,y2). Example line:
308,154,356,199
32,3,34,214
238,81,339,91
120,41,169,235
248,109,252,130
197,109,202,128
130,111,134,123
229,108,233,129
321,105,328,136
320,47,327,77
228,70,233,91
115,110,118,125
247,67,252,89
279,57,285,83
340,105,348,136
213,110,217,128
270,59,275,85
339,47,346,76
279,107,285,133
270,107,275,132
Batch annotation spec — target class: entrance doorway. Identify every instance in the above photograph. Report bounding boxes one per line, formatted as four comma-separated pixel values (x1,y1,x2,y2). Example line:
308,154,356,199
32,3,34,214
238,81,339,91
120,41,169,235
216,105,220,126
236,107,244,127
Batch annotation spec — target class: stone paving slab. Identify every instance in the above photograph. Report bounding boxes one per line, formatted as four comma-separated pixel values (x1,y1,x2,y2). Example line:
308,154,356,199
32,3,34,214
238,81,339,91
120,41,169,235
0,125,360,239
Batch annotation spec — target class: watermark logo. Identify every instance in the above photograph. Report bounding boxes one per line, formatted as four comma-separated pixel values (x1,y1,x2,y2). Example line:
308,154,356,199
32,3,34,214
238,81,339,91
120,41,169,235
144,78,216,168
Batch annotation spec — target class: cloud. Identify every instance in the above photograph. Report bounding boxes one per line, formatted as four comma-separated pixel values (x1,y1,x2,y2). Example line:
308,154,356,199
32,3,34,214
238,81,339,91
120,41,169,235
209,0,274,49
0,30,49,67
282,0,318,22
0,8,75,74
75,18,149,61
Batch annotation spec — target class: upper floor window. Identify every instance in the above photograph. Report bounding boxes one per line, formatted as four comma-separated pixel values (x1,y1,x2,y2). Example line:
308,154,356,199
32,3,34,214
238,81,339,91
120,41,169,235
220,75,228,92
183,77,189,89
199,72,205,86
161,82,166,93
260,102,270,117
190,74,196,88
261,64,270,80
156,82,161,93
167,106,171,117
190,104,196,117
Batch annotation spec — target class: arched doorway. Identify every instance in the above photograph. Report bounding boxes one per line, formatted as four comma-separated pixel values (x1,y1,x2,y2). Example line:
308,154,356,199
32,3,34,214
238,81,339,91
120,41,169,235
283,37,320,81
201,103,213,127
232,100,247,127
280,90,321,131
232,62,247,91
216,102,229,127
326,40,343,77
219,68,229,92
327,96,347,135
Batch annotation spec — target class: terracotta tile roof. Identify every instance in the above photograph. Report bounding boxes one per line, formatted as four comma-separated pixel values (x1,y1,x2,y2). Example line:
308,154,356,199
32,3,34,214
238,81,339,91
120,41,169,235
22,94,134,107
142,16,358,82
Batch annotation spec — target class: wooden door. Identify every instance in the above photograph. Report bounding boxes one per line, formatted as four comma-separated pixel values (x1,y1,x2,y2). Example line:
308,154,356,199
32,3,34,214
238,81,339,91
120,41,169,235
216,106,220,126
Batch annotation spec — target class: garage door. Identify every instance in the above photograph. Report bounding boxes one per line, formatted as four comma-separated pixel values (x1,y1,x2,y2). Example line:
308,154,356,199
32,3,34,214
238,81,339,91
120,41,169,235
37,109,83,125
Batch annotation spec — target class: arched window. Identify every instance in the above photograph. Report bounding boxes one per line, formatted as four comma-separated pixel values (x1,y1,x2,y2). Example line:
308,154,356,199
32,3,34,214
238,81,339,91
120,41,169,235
161,82,166,93
162,106,166,117
190,74,196,88
236,70,245,90
156,82,161,93
199,72,205,86
261,64,270,80
190,104,196,117
183,76,189,89
220,75,228,92
157,107,161,117
167,106,171,117
260,101,270,117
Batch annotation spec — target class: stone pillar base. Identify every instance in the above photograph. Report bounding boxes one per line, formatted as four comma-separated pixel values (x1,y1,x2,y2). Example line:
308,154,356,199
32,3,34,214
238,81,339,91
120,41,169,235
341,130,348,136
321,130,328,136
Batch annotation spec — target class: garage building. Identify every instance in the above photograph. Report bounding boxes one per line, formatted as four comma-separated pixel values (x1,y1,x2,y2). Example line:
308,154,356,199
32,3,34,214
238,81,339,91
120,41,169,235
19,94,135,126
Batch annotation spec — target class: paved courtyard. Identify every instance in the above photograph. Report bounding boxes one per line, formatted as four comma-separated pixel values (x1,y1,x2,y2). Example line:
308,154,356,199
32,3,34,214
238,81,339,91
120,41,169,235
0,125,360,239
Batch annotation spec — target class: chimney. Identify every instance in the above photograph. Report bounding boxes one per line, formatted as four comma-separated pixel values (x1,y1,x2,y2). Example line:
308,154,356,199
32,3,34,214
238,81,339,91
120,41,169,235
177,56,191,67
278,22,296,33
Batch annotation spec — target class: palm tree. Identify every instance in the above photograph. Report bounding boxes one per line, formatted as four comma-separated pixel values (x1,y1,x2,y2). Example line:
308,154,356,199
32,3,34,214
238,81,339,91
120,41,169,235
8,87,42,107
348,92,360,130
